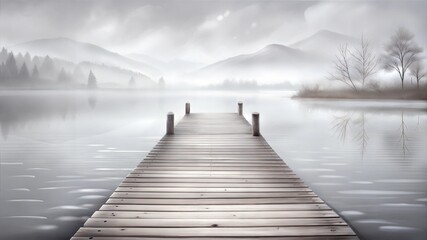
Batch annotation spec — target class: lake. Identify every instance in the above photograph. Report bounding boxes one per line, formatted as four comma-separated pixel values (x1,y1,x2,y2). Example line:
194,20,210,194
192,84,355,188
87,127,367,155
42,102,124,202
0,90,426,240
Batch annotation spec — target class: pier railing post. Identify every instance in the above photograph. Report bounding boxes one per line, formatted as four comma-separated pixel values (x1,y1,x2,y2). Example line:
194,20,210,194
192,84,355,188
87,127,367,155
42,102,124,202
185,103,190,115
167,112,174,135
252,112,260,136
238,102,243,116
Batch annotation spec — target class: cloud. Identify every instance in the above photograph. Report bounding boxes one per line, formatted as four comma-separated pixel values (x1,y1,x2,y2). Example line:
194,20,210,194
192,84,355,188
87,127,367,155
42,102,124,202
0,0,425,63
305,1,427,49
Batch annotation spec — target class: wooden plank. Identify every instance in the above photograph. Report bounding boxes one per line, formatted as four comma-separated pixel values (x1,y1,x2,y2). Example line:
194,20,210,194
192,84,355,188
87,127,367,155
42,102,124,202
114,187,312,193
110,192,316,199
106,197,325,205
84,218,347,227
73,226,355,237
99,204,330,212
72,237,359,240
91,210,338,219
119,183,307,188
126,174,299,179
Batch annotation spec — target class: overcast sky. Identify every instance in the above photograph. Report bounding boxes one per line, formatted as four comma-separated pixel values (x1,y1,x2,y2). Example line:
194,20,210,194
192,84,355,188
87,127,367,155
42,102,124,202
0,0,426,63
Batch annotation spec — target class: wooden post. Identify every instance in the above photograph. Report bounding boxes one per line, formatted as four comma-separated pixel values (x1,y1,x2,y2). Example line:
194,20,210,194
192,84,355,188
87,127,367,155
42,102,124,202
167,112,174,135
238,102,243,116
252,112,260,136
185,103,190,115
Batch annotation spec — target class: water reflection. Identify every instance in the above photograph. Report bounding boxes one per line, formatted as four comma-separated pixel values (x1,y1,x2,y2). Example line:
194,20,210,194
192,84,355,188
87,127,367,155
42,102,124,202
400,112,409,156
332,111,413,158
87,95,97,109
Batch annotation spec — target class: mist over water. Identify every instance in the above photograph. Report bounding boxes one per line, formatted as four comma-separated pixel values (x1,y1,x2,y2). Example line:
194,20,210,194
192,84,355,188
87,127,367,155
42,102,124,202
0,90,426,240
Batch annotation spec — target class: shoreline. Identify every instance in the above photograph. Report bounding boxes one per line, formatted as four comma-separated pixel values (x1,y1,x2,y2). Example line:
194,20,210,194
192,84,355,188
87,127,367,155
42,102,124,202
293,87,427,101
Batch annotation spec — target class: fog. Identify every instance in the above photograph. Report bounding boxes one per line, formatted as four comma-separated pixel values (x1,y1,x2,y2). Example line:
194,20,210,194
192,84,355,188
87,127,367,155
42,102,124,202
1,0,426,88
0,1,427,240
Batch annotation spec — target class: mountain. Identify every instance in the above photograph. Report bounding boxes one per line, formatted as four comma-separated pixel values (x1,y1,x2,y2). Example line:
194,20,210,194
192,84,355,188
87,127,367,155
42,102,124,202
190,44,326,84
10,38,160,78
291,30,358,57
127,53,203,75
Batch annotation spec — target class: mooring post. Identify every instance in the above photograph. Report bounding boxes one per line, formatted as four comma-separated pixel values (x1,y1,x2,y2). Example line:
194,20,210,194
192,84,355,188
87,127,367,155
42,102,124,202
167,112,174,135
185,103,190,115
252,112,260,136
238,102,243,116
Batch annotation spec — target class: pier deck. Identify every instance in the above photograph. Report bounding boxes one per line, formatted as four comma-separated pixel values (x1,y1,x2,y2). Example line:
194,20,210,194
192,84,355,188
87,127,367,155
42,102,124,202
72,111,358,239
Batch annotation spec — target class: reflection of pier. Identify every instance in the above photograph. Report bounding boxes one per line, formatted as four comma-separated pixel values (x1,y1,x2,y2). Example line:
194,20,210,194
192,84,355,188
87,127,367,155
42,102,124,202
72,103,358,239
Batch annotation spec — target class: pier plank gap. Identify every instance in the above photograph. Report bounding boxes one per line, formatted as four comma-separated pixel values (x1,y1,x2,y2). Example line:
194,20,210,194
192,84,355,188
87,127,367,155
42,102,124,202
71,104,358,240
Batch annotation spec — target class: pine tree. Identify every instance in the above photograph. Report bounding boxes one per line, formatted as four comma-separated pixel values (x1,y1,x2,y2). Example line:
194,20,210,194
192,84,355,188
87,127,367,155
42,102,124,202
0,48,8,63
57,68,70,84
18,63,30,80
0,63,4,83
32,56,41,69
32,65,40,79
16,52,24,69
5,53,18,79
40,55,56,79
88,70,97,89
24,52,32,69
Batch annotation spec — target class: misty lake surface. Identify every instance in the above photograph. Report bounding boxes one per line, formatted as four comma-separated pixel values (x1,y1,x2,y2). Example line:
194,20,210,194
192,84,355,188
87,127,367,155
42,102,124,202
0,90,426,240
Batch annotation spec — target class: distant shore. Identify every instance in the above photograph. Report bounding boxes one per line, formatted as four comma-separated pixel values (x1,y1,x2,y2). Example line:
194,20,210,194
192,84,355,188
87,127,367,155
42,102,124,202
293,86,427,101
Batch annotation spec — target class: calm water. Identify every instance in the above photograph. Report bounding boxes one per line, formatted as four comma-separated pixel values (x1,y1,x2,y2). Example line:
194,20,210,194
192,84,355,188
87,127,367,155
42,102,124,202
0,90,426,240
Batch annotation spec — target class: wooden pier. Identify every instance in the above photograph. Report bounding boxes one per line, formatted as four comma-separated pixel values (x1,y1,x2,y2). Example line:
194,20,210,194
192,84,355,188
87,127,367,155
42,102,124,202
71,103,358,239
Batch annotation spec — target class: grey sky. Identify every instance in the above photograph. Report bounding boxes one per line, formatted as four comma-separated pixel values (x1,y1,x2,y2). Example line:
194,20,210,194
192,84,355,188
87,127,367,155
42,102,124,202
0,0,426,63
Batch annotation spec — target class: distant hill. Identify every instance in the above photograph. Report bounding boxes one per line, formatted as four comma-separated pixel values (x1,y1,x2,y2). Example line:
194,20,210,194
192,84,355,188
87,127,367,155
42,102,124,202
11,38,160,78
291,30,358,57
127,53,203,75
190,44,326,84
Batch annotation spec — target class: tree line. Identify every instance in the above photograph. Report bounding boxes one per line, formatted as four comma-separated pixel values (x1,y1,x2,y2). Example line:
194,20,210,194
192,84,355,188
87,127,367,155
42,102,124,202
0,48,98,88
329,27,425,90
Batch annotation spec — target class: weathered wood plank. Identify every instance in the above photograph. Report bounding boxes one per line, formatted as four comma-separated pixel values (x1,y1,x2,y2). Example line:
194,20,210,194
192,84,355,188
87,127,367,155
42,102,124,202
91,210,338,219
99,204,330,212
73,226,355,237
84,218,347,227
106,197,325,205
72,237,359,240
119,183,307,188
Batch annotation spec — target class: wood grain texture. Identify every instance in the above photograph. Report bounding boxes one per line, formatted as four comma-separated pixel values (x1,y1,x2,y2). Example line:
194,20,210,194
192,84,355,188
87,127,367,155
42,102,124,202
71,113,358,239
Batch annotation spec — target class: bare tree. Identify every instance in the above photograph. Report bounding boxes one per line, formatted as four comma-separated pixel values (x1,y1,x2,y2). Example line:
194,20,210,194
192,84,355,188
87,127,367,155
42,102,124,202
410,62,426,88
352,35,377,88
383,27,423,89
328,44,358,91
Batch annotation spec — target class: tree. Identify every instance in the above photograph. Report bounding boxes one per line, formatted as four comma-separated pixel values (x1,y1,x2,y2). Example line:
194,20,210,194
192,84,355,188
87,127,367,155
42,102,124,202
32,65,40,79
410,62,426,88
0,63,4,83
57,68,70,83
40,55,56,79
87,70,97,89
5,53,18,79
0,48,8,63
351,35,377,88
18,63,30,80
15,52,24,69
383,27,423,89
24,52,32,69
32,56,41,69
129,76,136,87
328,44,358,91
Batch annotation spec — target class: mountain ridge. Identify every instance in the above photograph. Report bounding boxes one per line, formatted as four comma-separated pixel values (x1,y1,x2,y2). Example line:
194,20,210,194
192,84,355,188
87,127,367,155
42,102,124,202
10,37,160,78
